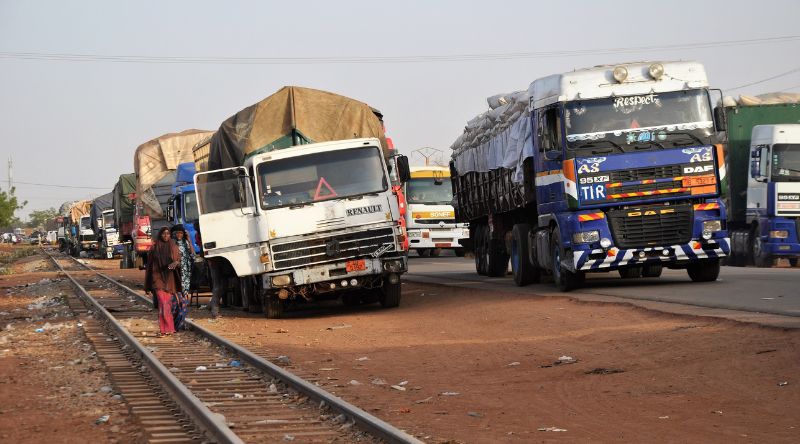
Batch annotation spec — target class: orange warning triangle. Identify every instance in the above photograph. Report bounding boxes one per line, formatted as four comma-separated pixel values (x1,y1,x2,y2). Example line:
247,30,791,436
630,119,640,129
313,177,338,201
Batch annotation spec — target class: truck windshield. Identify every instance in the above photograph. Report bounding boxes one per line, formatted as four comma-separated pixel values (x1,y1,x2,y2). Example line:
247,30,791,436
772,144,800,181
80,217,91,230
257,146,387,209
183,191,199,222
102,212,114,228
564,89,713,153
406,177,453,205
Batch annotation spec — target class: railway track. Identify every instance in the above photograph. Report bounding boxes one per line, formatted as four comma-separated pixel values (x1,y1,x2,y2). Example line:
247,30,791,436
45,249,422,444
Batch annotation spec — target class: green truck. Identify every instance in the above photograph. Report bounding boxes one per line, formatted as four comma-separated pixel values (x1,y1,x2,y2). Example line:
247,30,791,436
725,99,800,267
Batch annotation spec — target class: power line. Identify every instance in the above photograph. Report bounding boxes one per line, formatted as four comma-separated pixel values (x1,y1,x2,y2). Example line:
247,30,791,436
1,179,108,190
725,66,800,92
1,35,798,65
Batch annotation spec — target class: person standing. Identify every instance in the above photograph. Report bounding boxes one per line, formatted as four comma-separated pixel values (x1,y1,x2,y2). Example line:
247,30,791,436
171,225,194,330
145,227,181,336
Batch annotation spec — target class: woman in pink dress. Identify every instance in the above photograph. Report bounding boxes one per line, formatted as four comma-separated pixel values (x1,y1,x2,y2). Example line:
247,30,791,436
144,227,182,336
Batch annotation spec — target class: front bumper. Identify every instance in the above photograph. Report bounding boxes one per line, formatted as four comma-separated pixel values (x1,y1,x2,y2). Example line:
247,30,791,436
574,238,730,271
408,227,469,249
263,255,407,290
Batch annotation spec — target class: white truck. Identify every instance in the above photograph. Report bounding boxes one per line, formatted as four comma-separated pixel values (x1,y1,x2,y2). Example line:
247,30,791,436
405,165,469,256
196,137,409,318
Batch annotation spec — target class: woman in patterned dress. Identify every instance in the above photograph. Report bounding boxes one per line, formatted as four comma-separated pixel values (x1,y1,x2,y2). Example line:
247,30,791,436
144,227,181,336
170,225,194,330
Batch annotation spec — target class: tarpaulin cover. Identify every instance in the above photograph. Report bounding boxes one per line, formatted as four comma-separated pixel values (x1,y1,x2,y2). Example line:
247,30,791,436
207,86,388,171
192,134,213,173
139,171,177,218
113,173,136,225
69,200,92,224
90,192,113,233
134,129,214,213
58,200,79,217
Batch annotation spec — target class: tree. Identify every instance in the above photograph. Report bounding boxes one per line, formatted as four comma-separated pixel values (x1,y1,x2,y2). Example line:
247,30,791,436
0,187,26,228
27,207,58,229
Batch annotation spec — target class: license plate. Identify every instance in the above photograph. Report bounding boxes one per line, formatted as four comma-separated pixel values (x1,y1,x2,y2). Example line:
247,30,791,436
345,259,366,272
683,176,716,187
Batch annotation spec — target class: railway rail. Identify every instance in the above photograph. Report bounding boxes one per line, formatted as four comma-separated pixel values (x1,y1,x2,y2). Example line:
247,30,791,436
45,249,422,444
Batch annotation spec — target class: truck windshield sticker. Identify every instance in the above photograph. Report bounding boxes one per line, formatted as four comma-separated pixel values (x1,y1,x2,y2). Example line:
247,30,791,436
613,94,661,112
347,204,383,217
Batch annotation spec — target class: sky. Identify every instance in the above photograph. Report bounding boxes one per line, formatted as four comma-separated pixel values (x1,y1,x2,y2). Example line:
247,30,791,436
1,0,799,220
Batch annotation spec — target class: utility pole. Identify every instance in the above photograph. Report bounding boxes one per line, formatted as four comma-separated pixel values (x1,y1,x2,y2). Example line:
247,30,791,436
410,147,444,166
7,156,12,189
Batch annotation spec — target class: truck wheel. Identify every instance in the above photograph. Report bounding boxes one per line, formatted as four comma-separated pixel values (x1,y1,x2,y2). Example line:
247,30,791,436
430,248,442,257
790,258,799,268
454,248,466,257
641,263,663,278
687,259,721,282
511,224,540,286
379,277,401,308
551,228,584,292
417,249,431,257
486,228,509,278
618,266,642,279
752,235,773,268
264,293,284,319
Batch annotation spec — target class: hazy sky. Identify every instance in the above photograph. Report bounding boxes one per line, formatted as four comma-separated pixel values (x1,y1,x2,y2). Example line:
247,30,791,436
1,0,799,220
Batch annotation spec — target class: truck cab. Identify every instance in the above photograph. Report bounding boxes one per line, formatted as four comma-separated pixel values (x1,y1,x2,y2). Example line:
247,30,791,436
77,215,99,255
196,138,409,318
731,124,800,266
167,162,202,253
404,166,468,256
100,209,123,259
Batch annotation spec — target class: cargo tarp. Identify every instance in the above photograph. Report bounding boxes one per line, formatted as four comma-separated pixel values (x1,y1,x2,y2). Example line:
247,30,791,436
69,200,92,224
134,129,214,214
208,86,388,171
191,134,214,173
90,192,113,234
113,174,137,225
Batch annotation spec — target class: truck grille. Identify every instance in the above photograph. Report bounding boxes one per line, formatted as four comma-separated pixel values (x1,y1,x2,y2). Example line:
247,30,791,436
271,228,396,270
607,204,693,249
609,164,683,183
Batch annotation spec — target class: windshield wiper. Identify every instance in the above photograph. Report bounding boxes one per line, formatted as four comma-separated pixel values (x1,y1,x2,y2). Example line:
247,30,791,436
668,132,704,147
574,139,624,153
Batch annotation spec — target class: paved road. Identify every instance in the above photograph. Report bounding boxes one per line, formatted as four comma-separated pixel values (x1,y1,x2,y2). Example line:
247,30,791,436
405,252,800,326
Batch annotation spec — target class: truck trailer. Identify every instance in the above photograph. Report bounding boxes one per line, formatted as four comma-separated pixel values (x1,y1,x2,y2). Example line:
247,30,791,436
405,165,468,256
195,86,410,318
450,61,730,291
724,95,800,267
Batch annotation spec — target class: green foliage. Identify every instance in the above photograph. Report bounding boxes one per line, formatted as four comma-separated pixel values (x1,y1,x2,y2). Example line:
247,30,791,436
27,207,58,229
0,187,26,228
0,246,37,274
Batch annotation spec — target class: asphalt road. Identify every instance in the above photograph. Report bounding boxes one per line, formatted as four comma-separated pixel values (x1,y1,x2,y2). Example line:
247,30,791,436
405,251,800,326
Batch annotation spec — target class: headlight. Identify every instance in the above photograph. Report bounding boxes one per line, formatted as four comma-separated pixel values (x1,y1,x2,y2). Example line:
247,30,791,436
769,230,789,239
702,220,722,232
407,231,421,238
572,231,600,244
271,275,291,286
600,238,612,249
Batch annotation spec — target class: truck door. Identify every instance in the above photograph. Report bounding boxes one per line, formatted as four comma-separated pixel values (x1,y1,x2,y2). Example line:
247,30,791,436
195,167,268,275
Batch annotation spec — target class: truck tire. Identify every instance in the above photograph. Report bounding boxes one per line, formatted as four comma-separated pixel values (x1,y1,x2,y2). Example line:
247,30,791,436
687,259,721,282
379,277,401,308
454,248,466,257
511,224,540,286
485,227,509,278
618,266,642,279
752,235,773,268
264,292,284,319
790,258,799,268
641,263,663,278
417,249,431,257
430,248,442,257
551,228,584,292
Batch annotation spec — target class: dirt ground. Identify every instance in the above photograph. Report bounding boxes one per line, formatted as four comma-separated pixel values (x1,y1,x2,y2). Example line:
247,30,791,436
3,250,799,443
0,249,139,443
189,284,798,443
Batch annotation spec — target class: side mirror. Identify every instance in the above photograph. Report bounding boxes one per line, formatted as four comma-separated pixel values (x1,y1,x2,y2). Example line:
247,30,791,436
166,204,174,220
395,155,411,183
544,150,562,161
714,106,727,132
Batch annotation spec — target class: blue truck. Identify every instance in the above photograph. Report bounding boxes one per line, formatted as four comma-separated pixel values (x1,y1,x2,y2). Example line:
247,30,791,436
450,61,730,291
167,162,202,253
724,98,800,267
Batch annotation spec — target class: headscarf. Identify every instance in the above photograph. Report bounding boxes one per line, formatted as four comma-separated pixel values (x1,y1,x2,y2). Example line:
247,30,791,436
170,224,195,255
152,227,178,271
